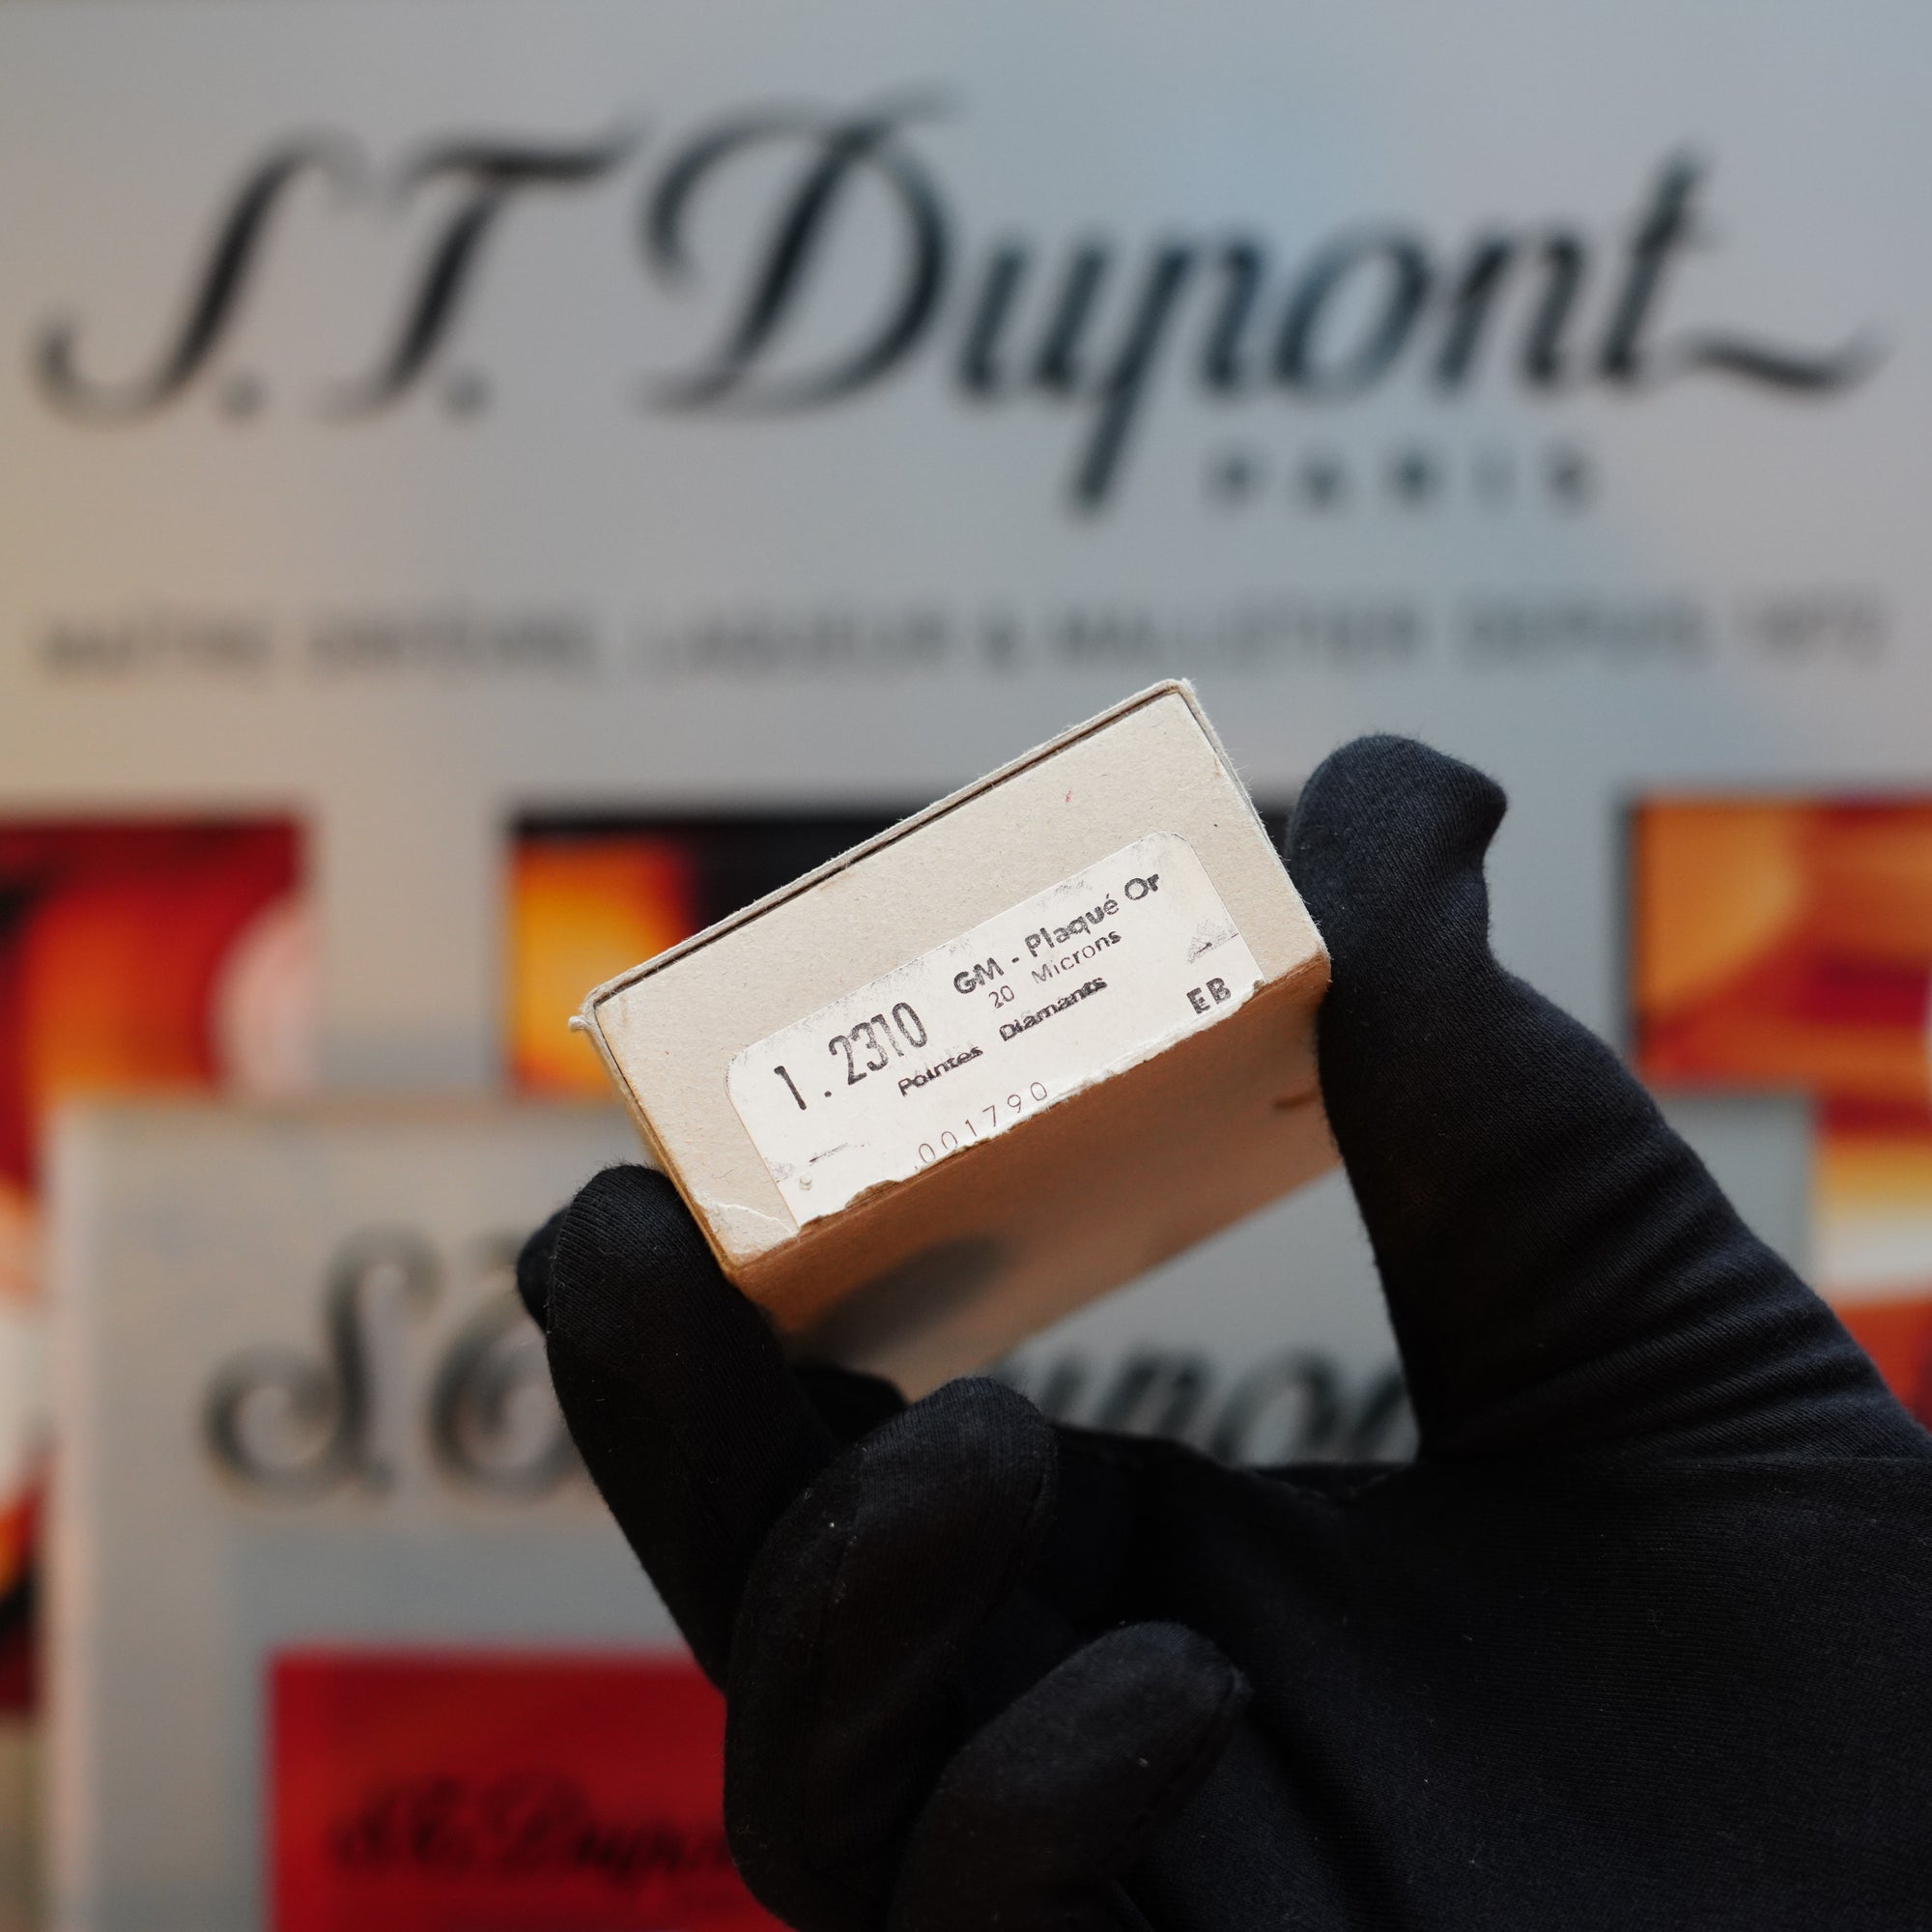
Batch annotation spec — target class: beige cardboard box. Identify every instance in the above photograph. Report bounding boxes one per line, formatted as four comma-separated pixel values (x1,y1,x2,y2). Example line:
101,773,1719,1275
577,682,1333,1393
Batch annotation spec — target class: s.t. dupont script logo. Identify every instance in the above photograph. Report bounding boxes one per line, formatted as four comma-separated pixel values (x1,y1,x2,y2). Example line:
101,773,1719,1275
33,95,1881,510
200,1226,1408,1508
202,1229,580,1504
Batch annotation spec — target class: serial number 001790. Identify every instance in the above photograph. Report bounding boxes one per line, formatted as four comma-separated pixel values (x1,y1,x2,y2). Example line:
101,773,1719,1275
916,1082,1052,1168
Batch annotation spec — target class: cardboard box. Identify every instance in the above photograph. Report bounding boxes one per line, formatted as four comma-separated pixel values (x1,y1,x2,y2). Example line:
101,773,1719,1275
577,683,1333,1392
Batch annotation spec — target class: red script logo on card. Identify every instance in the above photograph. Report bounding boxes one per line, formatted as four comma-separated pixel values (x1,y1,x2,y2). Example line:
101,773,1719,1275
270,1650,779,1931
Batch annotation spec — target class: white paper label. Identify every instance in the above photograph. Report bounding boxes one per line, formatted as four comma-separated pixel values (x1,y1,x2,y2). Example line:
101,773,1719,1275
727,833,1263,1226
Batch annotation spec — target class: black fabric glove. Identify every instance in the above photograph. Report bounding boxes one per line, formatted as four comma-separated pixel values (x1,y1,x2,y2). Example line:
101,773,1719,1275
519,736,1932,1930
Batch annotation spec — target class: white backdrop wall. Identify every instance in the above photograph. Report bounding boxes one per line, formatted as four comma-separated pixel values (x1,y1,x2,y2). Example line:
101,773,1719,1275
2,0,1923,1086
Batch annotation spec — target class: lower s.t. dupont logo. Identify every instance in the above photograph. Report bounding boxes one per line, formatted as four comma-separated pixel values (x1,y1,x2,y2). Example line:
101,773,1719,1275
201,1228,580,1504
31,93,1882,511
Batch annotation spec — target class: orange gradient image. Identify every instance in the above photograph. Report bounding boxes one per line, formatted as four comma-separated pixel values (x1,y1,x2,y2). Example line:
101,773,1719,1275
1633,800,1932,1419
508,836,699,1096
507,814,908,1099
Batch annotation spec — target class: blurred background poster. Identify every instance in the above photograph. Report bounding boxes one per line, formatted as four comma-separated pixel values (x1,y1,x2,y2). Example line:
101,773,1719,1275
0,0,1928,1923
1634,800,1932,1406
0,824,310,1658
47,1099,770,1932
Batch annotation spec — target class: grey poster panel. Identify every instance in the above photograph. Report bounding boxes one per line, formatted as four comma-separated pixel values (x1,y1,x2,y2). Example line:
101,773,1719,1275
47,1103,653,1932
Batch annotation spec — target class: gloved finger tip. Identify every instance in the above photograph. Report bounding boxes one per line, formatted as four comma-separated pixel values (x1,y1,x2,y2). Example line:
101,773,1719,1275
567,1160,697,1246
1023,1622,1251,1832
1105,1621,1251,1723
895,1377,1056,1488
545,1161,750,1385
1289,736,1507,962
739,1377,1056,1661
920,1371,1046,1424
894,1623,1248,1918
514,1206,567,1333
1296,733,1505,848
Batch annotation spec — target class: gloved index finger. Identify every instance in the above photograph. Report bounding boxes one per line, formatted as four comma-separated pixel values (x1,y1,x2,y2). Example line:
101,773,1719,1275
1288,736,1922,1465
526,1163,837,1680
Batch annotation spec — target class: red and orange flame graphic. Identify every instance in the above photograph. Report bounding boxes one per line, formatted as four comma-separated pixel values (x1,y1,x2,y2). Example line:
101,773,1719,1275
1633,800,1932,1416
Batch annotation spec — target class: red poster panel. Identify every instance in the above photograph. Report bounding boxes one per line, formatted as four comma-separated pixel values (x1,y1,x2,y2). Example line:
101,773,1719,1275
270,1651,779,1932
0,819,304,1703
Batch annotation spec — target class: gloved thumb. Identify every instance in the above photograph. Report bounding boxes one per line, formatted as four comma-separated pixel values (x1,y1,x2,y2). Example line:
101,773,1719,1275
1288,734,1913,1461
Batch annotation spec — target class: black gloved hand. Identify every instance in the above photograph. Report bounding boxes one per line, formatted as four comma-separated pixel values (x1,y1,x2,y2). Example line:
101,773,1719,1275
520,736,1932,1931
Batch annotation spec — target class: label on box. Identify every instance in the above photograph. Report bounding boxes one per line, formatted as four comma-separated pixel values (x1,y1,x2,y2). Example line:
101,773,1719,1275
728,832,1263,1225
